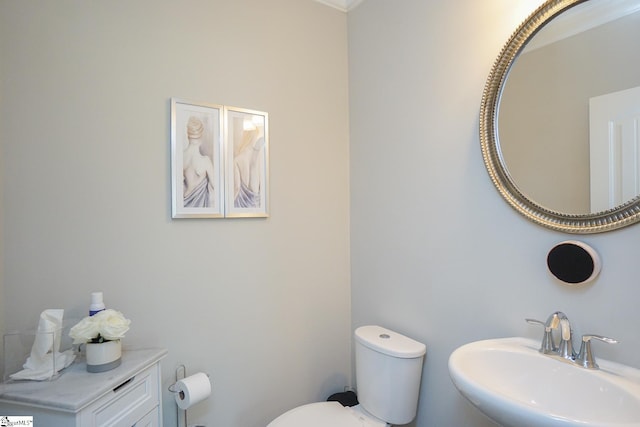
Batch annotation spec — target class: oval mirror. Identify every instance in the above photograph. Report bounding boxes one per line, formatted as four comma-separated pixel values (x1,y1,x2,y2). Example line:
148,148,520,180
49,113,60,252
481,0,640,233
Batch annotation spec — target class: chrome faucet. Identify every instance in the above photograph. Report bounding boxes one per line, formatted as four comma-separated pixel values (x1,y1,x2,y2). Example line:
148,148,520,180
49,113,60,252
526,311,617,369
526,311,574,360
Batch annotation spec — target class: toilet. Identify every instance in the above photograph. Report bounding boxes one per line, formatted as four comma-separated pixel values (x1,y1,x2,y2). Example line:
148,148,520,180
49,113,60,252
268,325,426,427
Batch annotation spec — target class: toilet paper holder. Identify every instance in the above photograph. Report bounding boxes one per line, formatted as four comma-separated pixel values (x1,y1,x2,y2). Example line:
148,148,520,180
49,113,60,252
168,364,187,396
168,364,211,427
168,364,185,393
168,364,211,394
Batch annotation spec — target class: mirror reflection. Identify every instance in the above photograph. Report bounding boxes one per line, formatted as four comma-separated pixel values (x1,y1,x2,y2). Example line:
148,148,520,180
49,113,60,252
498,0,640,215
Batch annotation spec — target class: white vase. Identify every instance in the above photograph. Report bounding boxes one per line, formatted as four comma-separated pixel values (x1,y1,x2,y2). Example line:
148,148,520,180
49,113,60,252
85,339,122,373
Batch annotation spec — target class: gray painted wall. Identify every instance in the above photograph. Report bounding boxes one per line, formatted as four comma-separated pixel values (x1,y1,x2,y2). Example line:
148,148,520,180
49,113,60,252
0,1,350,426
4,0,640,426
349,0,640,425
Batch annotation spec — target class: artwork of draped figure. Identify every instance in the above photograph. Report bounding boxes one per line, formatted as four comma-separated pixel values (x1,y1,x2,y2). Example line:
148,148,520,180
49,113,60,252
233,120,265,208
183,116,215,208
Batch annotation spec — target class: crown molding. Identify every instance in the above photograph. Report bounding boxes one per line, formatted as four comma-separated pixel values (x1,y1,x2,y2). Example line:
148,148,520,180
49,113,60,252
313,0,366,12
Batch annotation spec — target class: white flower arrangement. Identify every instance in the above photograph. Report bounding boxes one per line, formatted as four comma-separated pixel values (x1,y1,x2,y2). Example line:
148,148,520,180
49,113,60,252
69,309,131,344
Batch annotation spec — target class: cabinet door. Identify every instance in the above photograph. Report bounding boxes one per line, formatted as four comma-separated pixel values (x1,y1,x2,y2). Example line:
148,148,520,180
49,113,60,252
132,408,160,427
80,363,160,426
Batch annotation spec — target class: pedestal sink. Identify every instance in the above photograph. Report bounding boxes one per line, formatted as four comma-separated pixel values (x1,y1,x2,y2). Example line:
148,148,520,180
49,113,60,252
448,337,640,427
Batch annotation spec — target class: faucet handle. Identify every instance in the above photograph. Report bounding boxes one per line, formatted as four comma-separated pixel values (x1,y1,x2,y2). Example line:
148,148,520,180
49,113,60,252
525,318,556,354
575,334,618,369
525,318,544,327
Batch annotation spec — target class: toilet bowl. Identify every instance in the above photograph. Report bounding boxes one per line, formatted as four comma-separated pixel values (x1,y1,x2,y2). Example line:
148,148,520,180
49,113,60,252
268,401,387,427
267,325,426,427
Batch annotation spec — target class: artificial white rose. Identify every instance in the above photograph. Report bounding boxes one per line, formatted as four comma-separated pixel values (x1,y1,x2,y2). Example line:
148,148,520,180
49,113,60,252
69,316,100,344
69,309,131,344
94,309,131,341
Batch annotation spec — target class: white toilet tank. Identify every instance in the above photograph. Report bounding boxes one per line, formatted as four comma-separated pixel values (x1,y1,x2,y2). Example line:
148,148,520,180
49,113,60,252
355,326,426,425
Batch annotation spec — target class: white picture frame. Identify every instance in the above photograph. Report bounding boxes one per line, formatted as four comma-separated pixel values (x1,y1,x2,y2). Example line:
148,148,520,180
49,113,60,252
224,106,269,218
171,98,224,218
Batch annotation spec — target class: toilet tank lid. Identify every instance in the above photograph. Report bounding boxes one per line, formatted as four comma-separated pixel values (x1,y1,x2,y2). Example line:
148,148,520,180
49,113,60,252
355,325,426,358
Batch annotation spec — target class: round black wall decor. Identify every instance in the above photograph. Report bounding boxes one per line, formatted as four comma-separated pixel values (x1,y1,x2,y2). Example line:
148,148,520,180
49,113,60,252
547,241,601,285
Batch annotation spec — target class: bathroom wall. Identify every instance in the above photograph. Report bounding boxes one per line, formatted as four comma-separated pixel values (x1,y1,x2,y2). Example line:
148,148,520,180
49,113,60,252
0,1,350,426
349,0,640,425
6,1,640,426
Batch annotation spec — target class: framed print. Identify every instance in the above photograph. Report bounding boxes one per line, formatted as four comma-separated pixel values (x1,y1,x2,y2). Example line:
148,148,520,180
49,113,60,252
224,106,269,218
171,98,224,218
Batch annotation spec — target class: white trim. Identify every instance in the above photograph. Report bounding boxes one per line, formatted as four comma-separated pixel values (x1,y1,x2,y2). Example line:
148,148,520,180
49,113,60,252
312,0,366,12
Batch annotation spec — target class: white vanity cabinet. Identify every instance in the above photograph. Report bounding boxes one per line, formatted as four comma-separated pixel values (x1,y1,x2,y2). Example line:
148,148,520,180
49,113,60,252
0,348,167,427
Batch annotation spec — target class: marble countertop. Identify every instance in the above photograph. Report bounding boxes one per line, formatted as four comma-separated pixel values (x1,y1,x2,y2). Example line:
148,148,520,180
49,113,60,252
0,348,167,412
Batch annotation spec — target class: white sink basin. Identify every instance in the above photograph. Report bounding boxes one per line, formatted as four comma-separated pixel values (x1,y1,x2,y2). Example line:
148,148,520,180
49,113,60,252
448,337,640,427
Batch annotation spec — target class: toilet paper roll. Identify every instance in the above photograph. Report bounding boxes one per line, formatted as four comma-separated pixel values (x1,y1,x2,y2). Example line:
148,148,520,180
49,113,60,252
174,372,211,410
